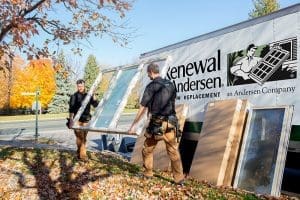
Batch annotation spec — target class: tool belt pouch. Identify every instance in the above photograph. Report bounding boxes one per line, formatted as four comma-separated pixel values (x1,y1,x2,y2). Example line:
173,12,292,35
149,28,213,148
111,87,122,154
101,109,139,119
145,117,164,138
168,115,182,138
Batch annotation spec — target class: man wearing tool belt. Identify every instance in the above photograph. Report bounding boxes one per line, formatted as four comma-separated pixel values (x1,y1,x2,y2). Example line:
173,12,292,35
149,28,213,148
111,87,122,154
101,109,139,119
68,79,99,160
129,63,184,185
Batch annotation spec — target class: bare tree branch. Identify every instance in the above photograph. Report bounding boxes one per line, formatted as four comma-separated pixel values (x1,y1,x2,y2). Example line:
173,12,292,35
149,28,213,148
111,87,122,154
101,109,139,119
0,0,133,60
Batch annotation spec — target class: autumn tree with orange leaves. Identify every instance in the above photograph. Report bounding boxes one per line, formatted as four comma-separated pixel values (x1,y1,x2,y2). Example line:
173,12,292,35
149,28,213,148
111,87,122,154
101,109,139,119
10,59,56,110
0,0,132,111
0,0,132,61
0,55,25,110
0,58,8,109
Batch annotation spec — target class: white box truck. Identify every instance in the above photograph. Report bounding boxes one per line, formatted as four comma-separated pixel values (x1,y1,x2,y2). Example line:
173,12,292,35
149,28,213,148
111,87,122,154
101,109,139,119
140,3,300,195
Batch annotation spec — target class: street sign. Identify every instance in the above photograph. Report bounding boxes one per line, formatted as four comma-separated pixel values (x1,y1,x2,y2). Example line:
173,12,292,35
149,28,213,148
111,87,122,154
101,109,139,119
32,101,41,111
21,92,36,96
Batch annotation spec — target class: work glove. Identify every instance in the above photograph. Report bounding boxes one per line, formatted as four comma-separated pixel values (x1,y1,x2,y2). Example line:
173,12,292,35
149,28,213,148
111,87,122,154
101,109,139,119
66,118,74,129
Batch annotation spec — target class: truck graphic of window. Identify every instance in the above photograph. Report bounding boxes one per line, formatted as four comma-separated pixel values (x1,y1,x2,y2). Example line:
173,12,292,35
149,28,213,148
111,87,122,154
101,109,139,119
270,37,297,63
249,48,290,85
270,38,297,76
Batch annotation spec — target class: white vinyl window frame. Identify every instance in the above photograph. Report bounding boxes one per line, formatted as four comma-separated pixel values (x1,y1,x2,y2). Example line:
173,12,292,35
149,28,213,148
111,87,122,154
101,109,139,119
72,56,171,135
233,105,294,197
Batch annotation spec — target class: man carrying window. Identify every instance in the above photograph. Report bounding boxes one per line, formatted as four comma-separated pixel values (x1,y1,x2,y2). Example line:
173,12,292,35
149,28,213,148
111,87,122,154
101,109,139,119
68,79,99,160
129,63,184,185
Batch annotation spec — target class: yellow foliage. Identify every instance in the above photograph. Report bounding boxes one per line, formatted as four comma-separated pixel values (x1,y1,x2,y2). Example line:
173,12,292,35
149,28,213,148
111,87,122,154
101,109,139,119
0,54,24,109
0,55,9,109
54,63,69,78
97,71,114,96
10,59,56,109
0,70,8,109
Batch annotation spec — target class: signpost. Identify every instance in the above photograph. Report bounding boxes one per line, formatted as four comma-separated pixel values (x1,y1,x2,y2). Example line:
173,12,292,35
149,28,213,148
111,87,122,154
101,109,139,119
21,88,40,141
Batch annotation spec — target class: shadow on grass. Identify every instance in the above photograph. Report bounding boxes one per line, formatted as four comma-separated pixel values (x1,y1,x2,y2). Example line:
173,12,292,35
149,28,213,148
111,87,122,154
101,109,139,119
92,151,141,175
0,147,269,200
20,149,111,199
0,146,142,199
0,146,16,160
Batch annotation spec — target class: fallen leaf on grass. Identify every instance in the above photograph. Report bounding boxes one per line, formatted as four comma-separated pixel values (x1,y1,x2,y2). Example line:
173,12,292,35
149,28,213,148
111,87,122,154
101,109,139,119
0,147,295,200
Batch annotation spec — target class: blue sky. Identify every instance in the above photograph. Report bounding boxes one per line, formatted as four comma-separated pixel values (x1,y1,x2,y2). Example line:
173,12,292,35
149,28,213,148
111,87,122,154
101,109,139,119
64,0,300,68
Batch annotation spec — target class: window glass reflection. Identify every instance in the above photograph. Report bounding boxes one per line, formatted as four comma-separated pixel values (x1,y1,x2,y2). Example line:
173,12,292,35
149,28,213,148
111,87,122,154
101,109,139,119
237,108,285,194
94,67,138,128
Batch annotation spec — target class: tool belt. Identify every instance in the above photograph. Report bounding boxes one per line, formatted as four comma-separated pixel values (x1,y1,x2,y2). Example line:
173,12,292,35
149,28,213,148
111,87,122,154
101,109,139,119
145,115,181,140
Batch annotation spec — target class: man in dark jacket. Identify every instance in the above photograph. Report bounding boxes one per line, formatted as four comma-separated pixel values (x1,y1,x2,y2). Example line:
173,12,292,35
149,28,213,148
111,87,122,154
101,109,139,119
128,63,184,185
68,79,98,160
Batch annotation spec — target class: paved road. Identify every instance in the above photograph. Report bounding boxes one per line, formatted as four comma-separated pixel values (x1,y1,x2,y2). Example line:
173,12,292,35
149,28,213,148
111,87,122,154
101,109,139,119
0,114,137,155
0,114,135,133
0,119,67,134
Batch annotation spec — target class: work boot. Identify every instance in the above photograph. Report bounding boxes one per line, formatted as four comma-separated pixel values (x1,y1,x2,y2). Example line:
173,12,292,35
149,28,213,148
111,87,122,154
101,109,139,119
175,179,185,186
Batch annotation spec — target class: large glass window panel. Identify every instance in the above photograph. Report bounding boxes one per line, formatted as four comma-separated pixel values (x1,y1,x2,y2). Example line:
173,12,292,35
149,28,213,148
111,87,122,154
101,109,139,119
73,57,170,135
234,106,293,196
97,71,115,99
117,58,169,131
93,67,138,128
73,70,106,125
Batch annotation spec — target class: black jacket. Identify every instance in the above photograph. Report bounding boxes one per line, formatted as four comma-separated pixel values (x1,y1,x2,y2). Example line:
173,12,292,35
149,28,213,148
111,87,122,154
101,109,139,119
140,77,176,116
69,92,99,122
